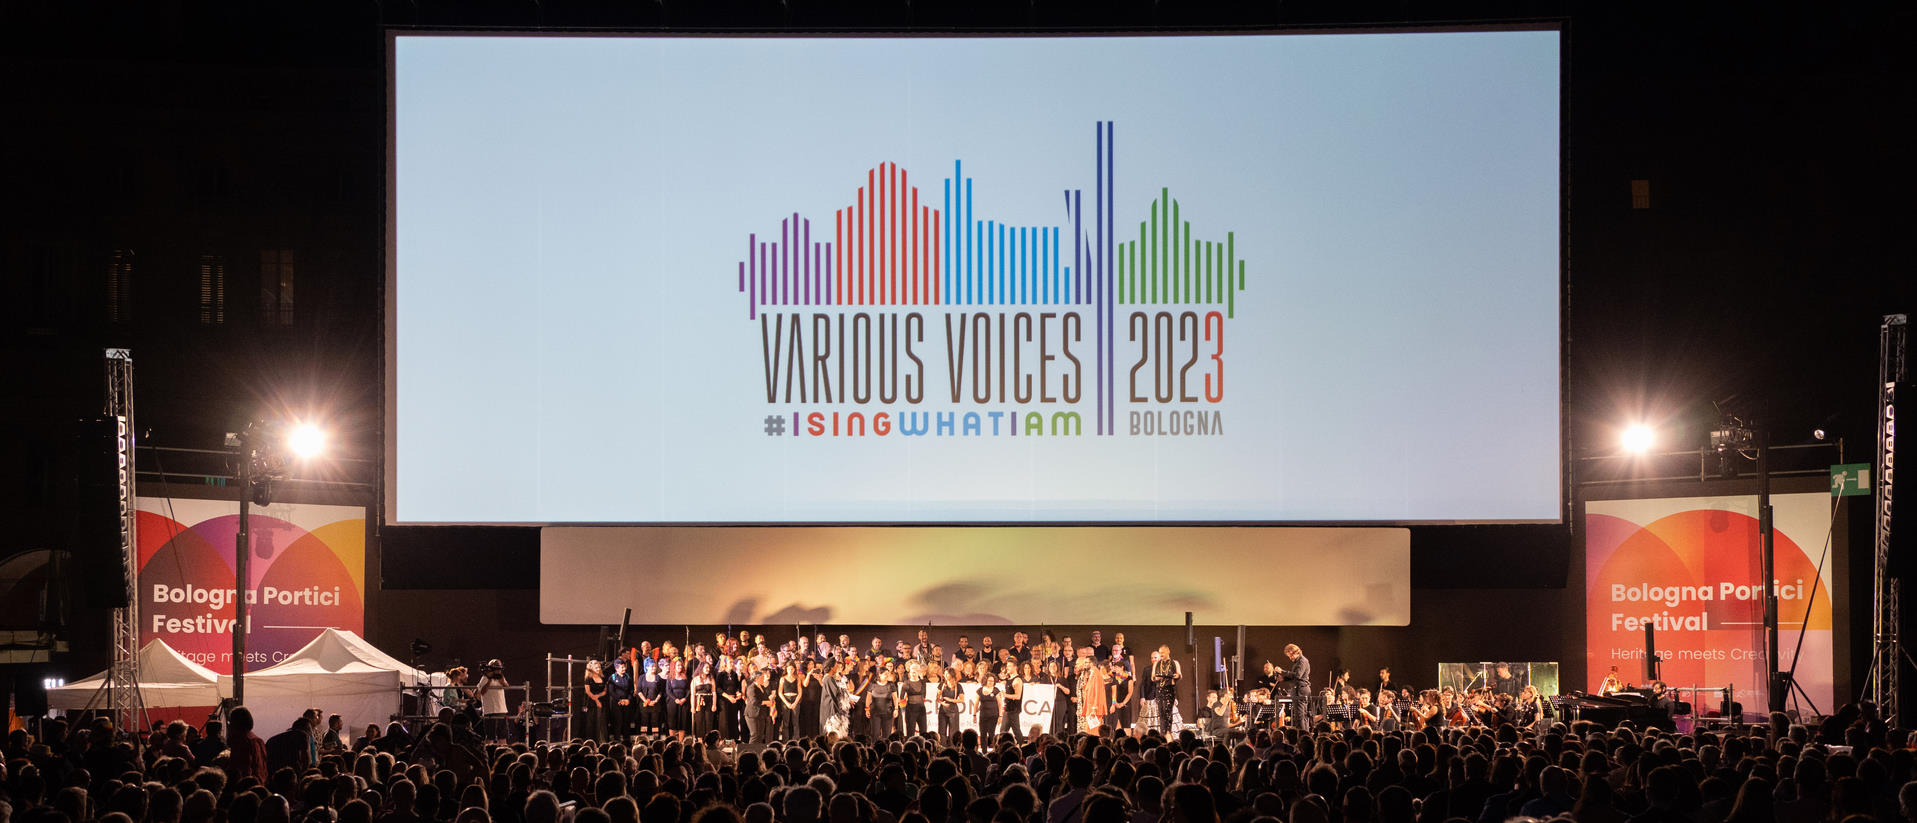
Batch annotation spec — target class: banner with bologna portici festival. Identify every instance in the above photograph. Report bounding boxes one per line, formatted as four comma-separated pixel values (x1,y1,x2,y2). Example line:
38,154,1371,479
137,497,366,675
1585,492,1833,717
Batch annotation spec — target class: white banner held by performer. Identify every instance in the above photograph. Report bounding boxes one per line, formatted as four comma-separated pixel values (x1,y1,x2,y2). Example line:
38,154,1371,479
960,681,980,733
1020,683,1057,738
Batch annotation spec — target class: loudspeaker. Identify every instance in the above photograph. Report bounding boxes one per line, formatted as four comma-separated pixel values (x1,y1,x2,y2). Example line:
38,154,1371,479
67,417,130,609
1185,612,1195,653
1643,623,1659,683
1236,625,1247,687
1886,379,1915,580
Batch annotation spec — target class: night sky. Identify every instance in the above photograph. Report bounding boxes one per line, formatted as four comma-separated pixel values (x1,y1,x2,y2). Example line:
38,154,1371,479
4,0,1912,566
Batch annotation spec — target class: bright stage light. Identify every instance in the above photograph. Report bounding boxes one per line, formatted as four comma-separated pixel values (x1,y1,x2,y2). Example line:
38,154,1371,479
287,424,327,459
1621,424,1655,455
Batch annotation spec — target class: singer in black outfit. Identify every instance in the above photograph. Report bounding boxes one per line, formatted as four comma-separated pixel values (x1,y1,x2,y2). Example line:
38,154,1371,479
742,669,770,744
1049,658,1075,737
936,670,964,739
799,661,824,738
605,658,632,740
901,666,929,737
776,668,802,740
715,660,743,741
663,660,691,735
975,672,1001,737
580,659,607,742
1151,645,1182,734
999,664,1026,740
866,669,896,740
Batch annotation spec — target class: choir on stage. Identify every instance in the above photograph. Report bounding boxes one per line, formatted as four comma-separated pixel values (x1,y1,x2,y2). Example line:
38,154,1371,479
566,629,1554,745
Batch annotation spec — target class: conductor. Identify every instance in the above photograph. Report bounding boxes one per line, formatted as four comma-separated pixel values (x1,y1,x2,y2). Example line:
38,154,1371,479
1280,644,1312,729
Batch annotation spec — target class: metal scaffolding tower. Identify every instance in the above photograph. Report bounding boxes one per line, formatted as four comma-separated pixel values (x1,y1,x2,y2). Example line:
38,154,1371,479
103,348,145,731
1870,315,1907,725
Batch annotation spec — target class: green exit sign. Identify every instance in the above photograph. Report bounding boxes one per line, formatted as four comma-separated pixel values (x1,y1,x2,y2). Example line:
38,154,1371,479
1831,464,1871,497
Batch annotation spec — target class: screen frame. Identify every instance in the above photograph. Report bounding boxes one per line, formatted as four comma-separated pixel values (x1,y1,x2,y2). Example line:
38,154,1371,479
382,23,1569,527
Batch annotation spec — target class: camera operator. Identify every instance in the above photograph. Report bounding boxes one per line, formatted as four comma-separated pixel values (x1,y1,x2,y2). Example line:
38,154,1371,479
475,658,511,742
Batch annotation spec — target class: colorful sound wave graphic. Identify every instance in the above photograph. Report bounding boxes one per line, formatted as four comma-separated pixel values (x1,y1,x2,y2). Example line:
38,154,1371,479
734,122,1248,434
1119,188,1247,318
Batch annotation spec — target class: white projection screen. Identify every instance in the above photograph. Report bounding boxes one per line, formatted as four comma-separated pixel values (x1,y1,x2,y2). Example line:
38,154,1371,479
541,526,1409,626
387,28,1562,525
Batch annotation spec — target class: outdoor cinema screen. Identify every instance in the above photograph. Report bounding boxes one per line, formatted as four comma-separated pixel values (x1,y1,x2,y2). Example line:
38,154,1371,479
386,28,1562,524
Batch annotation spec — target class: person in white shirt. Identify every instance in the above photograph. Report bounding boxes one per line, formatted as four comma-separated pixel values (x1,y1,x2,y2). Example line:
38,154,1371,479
475,659,510,740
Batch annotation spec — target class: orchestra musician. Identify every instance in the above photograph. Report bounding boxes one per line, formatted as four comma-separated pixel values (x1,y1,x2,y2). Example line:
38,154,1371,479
1442,687,1469,727
1489,662,1526,698
1377,666,1399,697
1413,689,1442,730
1470,690,1505,727
1317,688,1341,728
1354,689,1378,728
1599,665,1625,695
1515,684,1548,730
1201,689,1241,740
1374,688,1401,732
1239,685,1272,732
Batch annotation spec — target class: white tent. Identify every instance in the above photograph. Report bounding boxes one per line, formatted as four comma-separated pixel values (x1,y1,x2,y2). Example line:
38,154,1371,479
222,629,448,738
48,639,223,709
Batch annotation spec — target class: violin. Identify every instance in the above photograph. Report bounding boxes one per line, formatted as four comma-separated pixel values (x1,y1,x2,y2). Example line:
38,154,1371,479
1474,704,1500,726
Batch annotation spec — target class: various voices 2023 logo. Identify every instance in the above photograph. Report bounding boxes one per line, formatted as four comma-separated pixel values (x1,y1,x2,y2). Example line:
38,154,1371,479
737,122,1248,440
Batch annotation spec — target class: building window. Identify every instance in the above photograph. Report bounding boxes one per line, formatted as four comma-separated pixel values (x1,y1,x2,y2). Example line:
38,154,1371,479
107,248,135,323
260,248,295,325
199,254,226,325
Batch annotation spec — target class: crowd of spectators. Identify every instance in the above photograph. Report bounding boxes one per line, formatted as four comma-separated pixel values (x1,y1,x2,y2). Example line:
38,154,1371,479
3,702,1910,823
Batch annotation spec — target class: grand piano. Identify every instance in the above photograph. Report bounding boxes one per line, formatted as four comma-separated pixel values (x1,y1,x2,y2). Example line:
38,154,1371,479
1550,689,1675,730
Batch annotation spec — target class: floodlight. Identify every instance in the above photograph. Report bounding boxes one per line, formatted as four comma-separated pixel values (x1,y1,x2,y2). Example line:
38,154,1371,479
287,424,326,459
1621,424,1654,455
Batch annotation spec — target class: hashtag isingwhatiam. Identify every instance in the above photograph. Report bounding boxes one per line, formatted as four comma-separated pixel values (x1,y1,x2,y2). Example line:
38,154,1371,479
763,415,786,436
